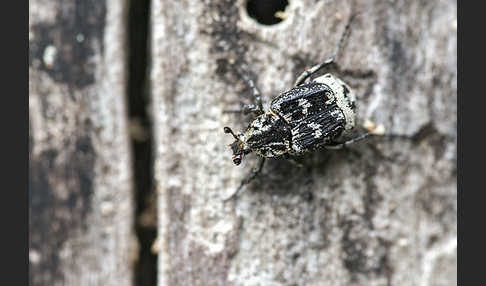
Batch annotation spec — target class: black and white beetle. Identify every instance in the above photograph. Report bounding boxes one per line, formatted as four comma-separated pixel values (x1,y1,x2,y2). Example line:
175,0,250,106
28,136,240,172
224,14,377,201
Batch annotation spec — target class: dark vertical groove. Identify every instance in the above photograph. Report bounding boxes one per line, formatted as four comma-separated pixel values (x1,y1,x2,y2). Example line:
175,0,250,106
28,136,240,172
127,0,156,285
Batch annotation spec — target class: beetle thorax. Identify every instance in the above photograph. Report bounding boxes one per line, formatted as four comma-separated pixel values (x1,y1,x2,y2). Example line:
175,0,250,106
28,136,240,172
243,112,291,158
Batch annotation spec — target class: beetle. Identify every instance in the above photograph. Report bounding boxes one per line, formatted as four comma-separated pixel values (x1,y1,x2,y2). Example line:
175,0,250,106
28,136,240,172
223,14,376,201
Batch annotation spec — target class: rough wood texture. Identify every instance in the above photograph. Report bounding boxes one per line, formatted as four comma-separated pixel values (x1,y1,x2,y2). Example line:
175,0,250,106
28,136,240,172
29,0,136,285
151,0,456,286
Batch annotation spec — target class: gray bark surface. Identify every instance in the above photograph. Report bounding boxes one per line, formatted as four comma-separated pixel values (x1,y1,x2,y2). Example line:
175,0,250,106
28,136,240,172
151,1,456,286
29,0,136,285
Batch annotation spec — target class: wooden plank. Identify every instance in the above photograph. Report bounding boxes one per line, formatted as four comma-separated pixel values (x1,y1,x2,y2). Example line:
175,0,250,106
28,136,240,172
29,0,136,285
151,0,456,285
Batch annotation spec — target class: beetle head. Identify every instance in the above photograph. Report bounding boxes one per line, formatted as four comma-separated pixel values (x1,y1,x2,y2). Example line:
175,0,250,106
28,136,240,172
224,127,251,165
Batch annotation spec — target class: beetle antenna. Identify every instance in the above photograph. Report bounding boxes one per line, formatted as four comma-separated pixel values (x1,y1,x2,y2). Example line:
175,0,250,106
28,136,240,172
224,126,239,140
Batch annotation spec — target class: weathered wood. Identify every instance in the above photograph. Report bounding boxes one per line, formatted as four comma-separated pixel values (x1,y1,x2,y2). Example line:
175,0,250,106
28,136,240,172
151,0,456,286
29,0,136,285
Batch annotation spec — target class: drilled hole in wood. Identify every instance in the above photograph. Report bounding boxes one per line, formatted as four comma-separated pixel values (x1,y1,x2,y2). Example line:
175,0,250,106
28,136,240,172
246,0,289,25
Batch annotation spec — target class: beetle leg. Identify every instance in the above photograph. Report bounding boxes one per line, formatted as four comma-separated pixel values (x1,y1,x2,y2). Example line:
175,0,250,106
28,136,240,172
324,132,371,150
284,154,304,168
294,58,335,87
223,73,264,117
240,73,264,115
223,157,266,202
294,13,357,86
223,104,262,116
